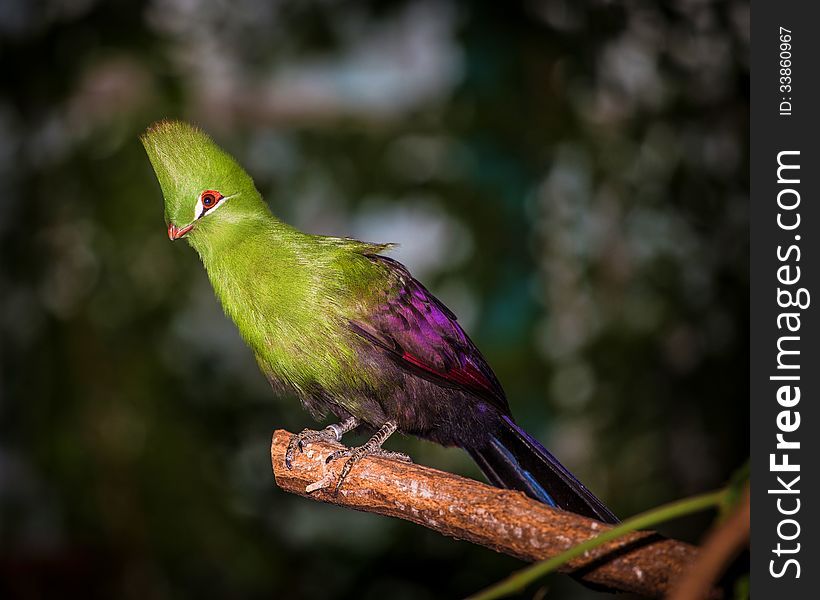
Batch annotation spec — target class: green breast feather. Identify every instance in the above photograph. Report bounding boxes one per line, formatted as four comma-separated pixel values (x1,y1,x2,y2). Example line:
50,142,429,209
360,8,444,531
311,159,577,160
204,226,393,399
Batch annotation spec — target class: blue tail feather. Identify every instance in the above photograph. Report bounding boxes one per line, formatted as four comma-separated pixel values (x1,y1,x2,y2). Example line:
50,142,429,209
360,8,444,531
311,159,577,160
488,436,558,507
469,415,618,524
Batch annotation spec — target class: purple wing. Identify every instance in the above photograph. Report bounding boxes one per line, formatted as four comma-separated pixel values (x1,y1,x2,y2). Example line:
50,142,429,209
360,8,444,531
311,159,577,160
350,255,510,414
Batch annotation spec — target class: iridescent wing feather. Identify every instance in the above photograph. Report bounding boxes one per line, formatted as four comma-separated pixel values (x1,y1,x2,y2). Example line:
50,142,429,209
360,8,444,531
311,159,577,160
350,255,509,415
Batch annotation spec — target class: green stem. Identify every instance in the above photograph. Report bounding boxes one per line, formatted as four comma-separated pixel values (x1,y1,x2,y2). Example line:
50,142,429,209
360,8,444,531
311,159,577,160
468,489,727,600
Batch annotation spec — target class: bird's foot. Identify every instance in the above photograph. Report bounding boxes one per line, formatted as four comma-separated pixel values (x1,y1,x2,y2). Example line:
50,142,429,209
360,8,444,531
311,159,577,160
324,420,409,494
285,417,358,469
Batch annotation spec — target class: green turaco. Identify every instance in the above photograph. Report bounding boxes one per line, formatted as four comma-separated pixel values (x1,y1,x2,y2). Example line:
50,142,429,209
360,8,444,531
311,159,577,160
140,119,617,523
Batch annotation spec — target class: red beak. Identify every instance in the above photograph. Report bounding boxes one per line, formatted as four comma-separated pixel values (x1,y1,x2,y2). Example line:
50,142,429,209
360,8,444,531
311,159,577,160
168,222,194,240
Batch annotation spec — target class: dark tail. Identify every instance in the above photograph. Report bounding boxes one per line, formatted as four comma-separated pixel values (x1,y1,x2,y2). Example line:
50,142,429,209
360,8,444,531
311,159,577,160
468,415,619,524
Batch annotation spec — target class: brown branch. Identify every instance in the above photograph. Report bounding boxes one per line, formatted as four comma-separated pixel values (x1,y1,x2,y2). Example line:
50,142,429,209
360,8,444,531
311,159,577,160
271,429,706,598
669,486,750,600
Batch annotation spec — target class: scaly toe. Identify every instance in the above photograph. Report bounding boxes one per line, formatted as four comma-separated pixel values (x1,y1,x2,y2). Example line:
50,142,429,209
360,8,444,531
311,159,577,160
374,450,412,463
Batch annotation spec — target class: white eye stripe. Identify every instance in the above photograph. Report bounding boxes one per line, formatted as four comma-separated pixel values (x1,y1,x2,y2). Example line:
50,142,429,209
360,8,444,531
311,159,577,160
193,192,236,220
194,196,222,219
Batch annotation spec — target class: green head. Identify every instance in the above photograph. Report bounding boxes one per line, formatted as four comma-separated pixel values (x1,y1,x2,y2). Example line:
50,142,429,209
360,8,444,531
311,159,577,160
140,120,270,250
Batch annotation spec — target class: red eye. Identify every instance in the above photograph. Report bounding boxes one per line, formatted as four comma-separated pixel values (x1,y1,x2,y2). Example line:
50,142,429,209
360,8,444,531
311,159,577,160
201,190,222,210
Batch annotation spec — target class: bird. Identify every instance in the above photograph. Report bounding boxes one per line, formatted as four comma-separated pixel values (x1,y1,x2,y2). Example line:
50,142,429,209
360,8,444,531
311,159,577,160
141,120,618,524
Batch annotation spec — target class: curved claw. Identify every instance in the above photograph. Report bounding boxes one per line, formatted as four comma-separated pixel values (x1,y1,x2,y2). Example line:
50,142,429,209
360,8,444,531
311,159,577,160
285,417,359,470
285,427,337,470
325,448,352,464
285,432,304,470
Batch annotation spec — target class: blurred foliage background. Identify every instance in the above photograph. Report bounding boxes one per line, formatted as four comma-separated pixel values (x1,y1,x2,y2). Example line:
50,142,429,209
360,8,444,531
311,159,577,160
0,0,748,598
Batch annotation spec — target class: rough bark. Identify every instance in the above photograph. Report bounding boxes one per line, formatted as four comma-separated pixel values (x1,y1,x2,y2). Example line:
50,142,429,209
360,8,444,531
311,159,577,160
271,429,702,598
